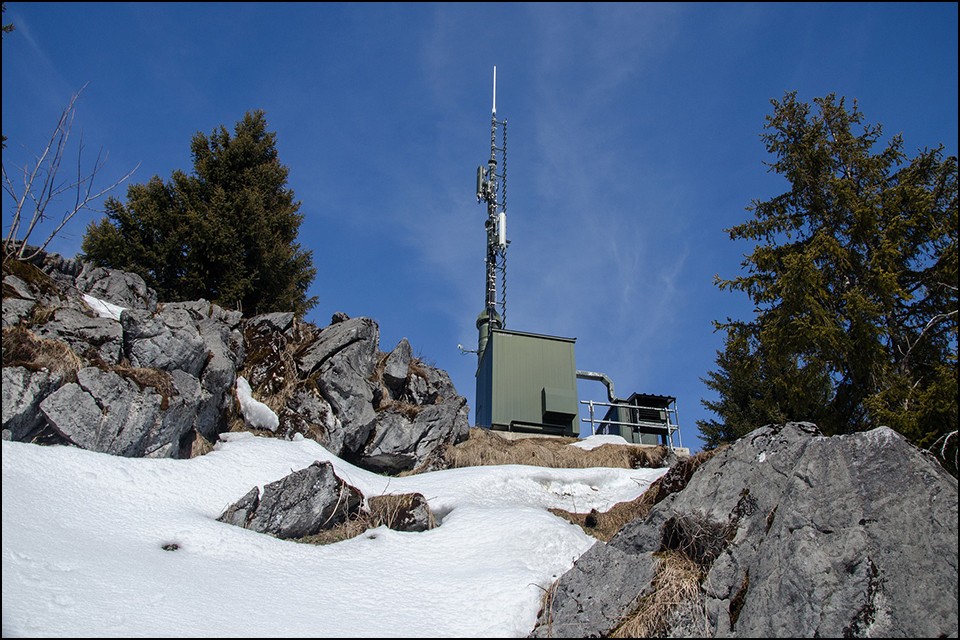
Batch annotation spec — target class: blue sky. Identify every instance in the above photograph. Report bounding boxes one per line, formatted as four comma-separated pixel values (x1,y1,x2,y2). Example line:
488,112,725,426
3,2,957,452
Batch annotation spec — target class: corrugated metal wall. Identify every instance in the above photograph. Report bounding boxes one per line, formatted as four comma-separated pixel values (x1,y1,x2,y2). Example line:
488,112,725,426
476,328,579,435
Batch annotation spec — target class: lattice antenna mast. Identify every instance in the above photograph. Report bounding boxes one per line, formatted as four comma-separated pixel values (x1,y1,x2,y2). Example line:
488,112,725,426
476,66,509,327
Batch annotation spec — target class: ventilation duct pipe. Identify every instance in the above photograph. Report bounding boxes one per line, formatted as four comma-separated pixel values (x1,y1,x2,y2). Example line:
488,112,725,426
576,370,620,403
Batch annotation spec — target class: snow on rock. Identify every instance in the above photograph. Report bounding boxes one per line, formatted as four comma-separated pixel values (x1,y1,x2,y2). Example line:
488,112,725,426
235,376,279,432
82,294,125,321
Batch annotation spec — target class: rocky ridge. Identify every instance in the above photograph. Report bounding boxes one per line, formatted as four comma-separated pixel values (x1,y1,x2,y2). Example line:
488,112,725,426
2,247,468,473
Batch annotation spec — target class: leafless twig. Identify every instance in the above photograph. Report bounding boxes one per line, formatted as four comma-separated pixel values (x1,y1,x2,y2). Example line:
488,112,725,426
2,85,138,263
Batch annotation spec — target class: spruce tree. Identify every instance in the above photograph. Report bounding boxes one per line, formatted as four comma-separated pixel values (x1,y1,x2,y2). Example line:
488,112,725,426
83,110,317,317
698,92,958,462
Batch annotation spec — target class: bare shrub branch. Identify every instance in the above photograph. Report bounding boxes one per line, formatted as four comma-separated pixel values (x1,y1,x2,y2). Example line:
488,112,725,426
2,85,138,263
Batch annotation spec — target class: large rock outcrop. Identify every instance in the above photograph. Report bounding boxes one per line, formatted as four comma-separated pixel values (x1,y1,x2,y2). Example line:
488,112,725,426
532,422,959,638
244,310,469,474
217,462,437,540
2,246,469,472
217,461,363,539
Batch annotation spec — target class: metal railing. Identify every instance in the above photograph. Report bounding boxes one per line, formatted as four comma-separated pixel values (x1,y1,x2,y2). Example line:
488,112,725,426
579,399,682,450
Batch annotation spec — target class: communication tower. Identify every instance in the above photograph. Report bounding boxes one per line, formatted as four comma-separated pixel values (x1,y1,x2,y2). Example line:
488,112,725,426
467,67,682,450
475,66,509,353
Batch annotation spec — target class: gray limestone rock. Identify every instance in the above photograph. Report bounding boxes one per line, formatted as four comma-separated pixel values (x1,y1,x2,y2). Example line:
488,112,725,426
361,398,470,474
401,364,458,406
531,422,959,638
73,264,158,312
35,306,124,364
121,307,207,376
382,338,413,396
533,542,658,639
165,301,245,440
38,366,201,458
282,383,344,454
2,297,35,327
217,461,363,539
297,316,379,376
39,367,163,457
3,274,35,301
315,331,379,455
1,366,62,441
246,311,295,336
216,487,261,529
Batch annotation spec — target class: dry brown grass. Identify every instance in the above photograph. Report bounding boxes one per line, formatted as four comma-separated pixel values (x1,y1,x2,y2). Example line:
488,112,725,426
548,448,720,542
296,512,374,546
27,303,58,325
439,427,669,471
2,325,83,378
369,351,434,420
181,428,215,458
1,251,64,299
367,493,436,530
295,492,435,546
535,580,561,638
609,550,706,638
549,493,658,543
241,317,318,420
112,364,176,407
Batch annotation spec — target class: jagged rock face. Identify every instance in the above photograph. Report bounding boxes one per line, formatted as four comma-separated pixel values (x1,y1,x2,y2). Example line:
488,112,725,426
73,264,158,312
3,251,242,457
273,319,469,474
363,400,469,474
217,461,363,539
2,367,63,442
531,422,959,638
382,337,413,395
34,307,125,364
3,248,470,472
39,366,202,458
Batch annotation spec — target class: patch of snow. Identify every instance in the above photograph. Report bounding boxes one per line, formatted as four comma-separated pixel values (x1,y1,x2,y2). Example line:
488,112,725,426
570,434,631,450
235,376,279,432
1,434,669,637
82,294,125,321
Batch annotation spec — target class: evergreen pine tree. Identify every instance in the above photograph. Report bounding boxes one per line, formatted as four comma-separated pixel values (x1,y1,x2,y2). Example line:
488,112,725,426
83,110,317,317
698,92,958,461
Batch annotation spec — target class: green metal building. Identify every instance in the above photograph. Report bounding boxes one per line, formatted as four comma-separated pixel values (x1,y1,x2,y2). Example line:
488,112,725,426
475,323,580,436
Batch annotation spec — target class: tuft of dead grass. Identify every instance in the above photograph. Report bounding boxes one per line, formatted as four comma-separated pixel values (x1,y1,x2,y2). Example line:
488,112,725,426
295,492,435,546
439,427,669,471
369,352,435,420
27,303,58,326
367,493,435,531
535,580,561,638
112,364,176,408
179,428,215,459
547,448,719,542
609,550,706,638
241,318,317,420
2,325,83,379
1,251,65,300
